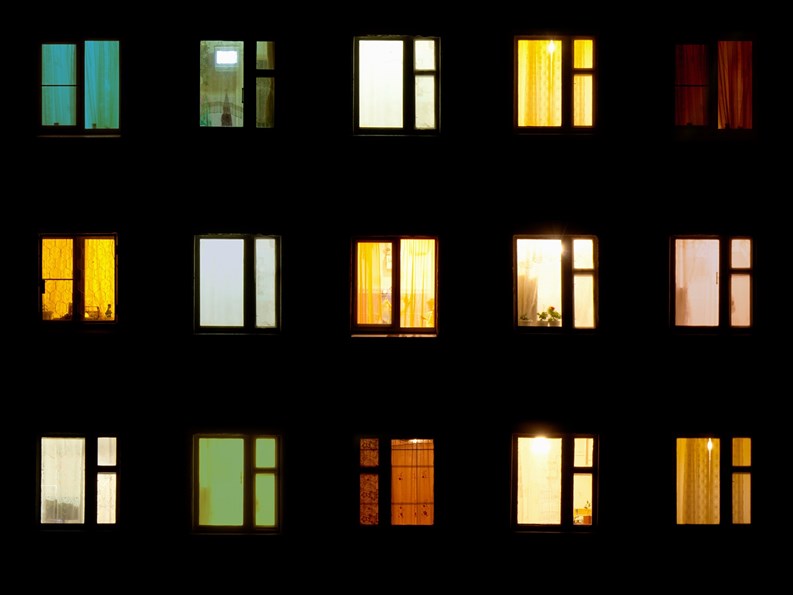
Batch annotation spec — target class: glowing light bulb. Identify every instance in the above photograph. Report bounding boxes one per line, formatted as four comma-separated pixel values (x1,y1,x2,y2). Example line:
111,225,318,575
707,438,713,452
547,40,556,54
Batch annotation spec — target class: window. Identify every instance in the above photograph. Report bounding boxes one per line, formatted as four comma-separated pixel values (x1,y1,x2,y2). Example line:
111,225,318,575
515,36,595,130
352,237,437,335
40,40,120,134
676,436,752,525
359,438,435,526
194,235,280,333
40,234,118,325
354,35,440,134
193,434,280,532
513,434,598,530
199,40,276,128
674,40,752,130
515,236,597,329
672,236,752,329
39,435,118,527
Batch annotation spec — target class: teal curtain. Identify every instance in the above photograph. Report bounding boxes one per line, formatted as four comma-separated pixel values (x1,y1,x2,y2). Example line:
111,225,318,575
85,41,120,129
42,44,76,126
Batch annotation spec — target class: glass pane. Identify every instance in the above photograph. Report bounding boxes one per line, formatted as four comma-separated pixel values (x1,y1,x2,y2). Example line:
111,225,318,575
256,77,275,128
42,87,77,127
391,439,434,525
360,473,379,525
573,74,593,126
41,437,85,524
414,39,435,70
356,242,393,325
97,473,117,524
359,39,404,128
517,39,562,127
573,274,595,329
732,472,751,524
731,239,751,268
199,238,245,327
733,438,751,466
42,238,73,320
198,437,244,526
200,41,244,127
360,438,379,467
84,41,120,130
675,45,709,127
255,437,276,468
255,473,277,527
574,39,593,69
675,239,719,326
256,41,274,69
84,238,116,321
516,239,562,326
574,437,594,467
718,41,752,130
255,238,277,327
675,87,708,126
415,74,436,129
42,44,76,85
573,239,593,269
516,437,562,524
97,437,117,466
573,473,593,525
730,274,751,327
676,438,720,524
400,239,436,329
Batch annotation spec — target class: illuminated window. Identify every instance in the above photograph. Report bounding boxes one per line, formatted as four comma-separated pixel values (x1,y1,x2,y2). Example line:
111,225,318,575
39,435,118,527
40,40,120,134
513,434,597,529
515,236,597,329
675,40,752,130
676,436,752,525
200,40,276,128
672,236,752,329
354,35,440,134
40,234,118,325
352,237,438,335
359,438,435,526
194,235,280,333
515,36,595,130
194,434,280,532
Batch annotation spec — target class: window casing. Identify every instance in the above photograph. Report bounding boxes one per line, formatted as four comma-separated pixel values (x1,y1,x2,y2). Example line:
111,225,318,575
40,40,120,135
199,40,276,128
194,234,281,333
515,36,595,131
515,236,597,329
676,436,752,525
39,435,119,528
359,437,435,526
40,234,118,326
354,35,440,135
671,236,752,330
193,434,281,532
352,237,438,336
513,433,598,530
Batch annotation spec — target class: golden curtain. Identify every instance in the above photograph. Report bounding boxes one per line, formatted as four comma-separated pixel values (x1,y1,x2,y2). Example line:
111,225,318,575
356,242,392,325
400,239,435,328
391,439,434,525
677,438,720,524
517,40,562,127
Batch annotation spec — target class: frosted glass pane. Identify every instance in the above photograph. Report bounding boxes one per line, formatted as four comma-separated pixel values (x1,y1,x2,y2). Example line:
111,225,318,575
97,437,117,466
360,438,379,467
256,77,275,128
97,473,117,524
414,39,435,70
256,41,274,69
730,274,751,327
200,41,244,127
85,41,119,130
675,239,719,326
200,239,245,327
41,438,85,524
42,87,77,126
415,74,435,129
573,239,593,269
255,437,276,468
574,74,593,126
574,39,594,68
573,473,593,524
255,238,277,327
573,274,595,329
359,40,403,128
731,238,751,268
516,239,562,326
255,473,276,527
574,437,594,467
198,438,244,526
360,473,379,525
517,437,562,524
84,238,116,321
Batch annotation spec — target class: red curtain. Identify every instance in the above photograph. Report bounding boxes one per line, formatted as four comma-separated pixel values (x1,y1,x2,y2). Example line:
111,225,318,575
718,41,752,129
675,44,708,126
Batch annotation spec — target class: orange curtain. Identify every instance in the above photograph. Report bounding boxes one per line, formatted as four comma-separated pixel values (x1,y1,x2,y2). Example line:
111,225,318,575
391,439,434,525
718,41,752,129
517,40,562,127
677,438,720,524
356,242,391,324
400,239,435,328
675,44,708,126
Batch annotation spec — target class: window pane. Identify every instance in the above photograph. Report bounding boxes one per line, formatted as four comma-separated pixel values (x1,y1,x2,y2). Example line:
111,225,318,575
84,41,119,130
255,473,276,527
517,39,562,127
200,41,244,127
256,41,274,69
516,437,562,524
97,437,117,466
573,239,593,269
400,239,436,328
415,74,436,129
675,44,708,126
414,39,435,70
255,238,277,328
42,238,73,320
360,472,379,525
360,438,379,467
731,239,751,268
256,77,275,128
391,439,434,525
573,39,593,68
255,437,276,468
676,438,720,524
732,472,751,524
359,40,403,128
356,242,393,325
42,44,77,126
718,41,752,130
97,473,117,524
574,438,593,467
198,438,244,526
199,239,245,327
84,238,115,321
730,274,751,327
733,438,751,465
573,274,595,329
573,74,593,126
573,473,592,525
675,239,719,326
516,239,562,326
41,437,85,524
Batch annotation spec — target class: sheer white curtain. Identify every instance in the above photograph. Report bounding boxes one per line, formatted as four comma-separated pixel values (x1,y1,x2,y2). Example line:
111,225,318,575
41,438,85,524
675,239,719,326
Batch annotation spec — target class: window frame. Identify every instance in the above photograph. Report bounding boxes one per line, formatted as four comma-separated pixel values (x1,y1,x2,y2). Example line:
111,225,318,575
514,35,597,133
511,432,599,532
353,34,441,136
193,233,282,334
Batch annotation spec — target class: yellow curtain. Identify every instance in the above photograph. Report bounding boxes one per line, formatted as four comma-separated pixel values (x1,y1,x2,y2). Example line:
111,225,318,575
41,238,73,319
356,242,391,324
84,239,115,320
391,439,434,525
732,438,751,524
400,239,435,328
677,438,720,524
517,40,562,127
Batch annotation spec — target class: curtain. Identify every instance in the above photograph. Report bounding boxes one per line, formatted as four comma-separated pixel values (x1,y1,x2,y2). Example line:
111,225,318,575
517,40,562,127
357,242,392,324
391,439,434,525
400,239,435,328
41,238,73,320
255,238,277,328
41,44,76,126
516,437,562,524
675,44,708,126
359,39,404,128
84,238,116,320
84,41,119,129
41,438,85,524
360,438,380,525
675,239,719,326
677,438,720,524
718,41,752,129
516,239,562,325
200,239,245,327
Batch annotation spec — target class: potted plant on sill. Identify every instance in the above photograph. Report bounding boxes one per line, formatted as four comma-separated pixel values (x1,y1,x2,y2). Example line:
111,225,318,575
537,306,561,326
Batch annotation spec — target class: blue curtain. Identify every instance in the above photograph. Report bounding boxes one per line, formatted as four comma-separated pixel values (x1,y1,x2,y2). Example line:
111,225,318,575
85,41,120,129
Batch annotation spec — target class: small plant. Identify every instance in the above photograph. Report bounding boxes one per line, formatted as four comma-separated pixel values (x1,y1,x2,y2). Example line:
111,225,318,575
537,306,561,322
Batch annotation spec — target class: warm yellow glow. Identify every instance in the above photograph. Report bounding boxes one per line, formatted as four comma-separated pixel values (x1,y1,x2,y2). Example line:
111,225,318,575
707,437,713,452
41,238,73,320
531,436,550,454
675,239,720,326
573,39,594,68
573,74,593,126
517,436,562,524
547,40,556,54
400,239,436,328
732,438,751,465
391,439,434,525
516,239,563,325
677,438,720,524
517,40,562,127
83,239,116,320
356,242,392,325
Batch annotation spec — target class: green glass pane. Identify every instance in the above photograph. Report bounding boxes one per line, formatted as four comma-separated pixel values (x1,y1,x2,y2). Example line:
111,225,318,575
256,437,276,468
85,41,119,130
42,87,76,126
198,438,244,526
255,473,276,527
